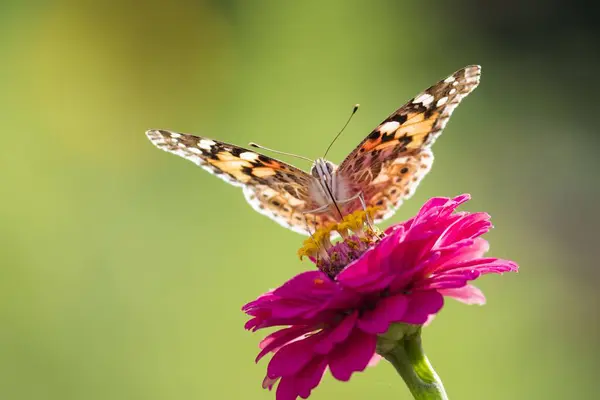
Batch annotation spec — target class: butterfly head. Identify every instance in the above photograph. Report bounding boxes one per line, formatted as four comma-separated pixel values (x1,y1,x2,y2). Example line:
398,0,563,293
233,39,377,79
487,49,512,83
310,158,346,207
310,158,336,183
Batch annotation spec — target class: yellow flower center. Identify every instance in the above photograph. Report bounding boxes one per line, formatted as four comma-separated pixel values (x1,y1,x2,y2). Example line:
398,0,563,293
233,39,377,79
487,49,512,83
298,207,383,277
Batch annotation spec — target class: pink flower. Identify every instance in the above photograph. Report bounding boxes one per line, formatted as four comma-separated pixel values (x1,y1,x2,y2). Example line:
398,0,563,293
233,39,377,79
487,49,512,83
243,194,518,400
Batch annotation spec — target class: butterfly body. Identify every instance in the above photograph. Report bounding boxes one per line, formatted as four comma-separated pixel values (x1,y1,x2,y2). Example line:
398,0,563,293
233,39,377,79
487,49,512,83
305,158,351,214
146,65,481,235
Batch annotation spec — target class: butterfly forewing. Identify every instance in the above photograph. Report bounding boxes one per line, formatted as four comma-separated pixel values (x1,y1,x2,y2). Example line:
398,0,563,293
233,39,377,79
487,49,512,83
337,65,481,222
145,129,337,234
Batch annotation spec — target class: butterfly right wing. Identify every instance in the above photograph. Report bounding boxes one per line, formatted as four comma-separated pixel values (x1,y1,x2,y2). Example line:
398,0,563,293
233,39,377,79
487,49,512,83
337,65,481,222
145,129,335,234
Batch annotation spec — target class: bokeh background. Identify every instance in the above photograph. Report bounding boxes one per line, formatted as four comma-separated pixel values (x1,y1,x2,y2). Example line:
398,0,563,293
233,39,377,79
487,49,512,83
2,1,598,399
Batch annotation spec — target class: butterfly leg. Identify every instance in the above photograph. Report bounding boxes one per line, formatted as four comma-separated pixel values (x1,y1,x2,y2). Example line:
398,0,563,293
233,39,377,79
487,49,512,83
302,204,331,215
303,193,362,218
358,192,375,230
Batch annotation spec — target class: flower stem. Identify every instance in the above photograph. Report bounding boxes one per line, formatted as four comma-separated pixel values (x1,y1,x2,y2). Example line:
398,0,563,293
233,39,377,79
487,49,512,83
380,329,448,400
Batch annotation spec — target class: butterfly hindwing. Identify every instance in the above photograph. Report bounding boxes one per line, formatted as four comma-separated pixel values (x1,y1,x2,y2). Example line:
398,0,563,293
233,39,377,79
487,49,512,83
337,65,481,221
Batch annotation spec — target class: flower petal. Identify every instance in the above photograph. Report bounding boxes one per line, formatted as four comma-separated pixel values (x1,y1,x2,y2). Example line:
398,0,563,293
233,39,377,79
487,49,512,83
439,285,486,305
401,291,444,324
435,257,519,276
262,375,279,390
328,330,377,381
430,237,490,274
295,356,328,398
256,325,316,362
413,273,480,291
435,212,492,248
273,271,338,299
336,244,395,293
368,353,382,367
267,335,319,379
244,271,354,326
357,293,409,334
275,376,298,400
314,311,358,354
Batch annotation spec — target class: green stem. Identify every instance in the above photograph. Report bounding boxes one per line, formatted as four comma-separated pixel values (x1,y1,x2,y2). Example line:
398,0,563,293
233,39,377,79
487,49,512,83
380,329,448,400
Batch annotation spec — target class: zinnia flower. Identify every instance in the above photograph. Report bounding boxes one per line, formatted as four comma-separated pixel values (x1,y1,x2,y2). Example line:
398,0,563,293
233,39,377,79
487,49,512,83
243,194,518,400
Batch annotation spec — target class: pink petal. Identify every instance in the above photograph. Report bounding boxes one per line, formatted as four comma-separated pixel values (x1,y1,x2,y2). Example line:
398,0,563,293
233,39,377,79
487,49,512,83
257,325,316,362
259,325,308,350
401,291,444,324
422,313,437,326
295,356,328,398
430,238,490,273
328,330,377,381
242,291,276,311
436,258,518,276
262,375,279,390
420,195,468,217
410,194,470,231
267,335,319,378
439,285,486,305
368,353,382,367
435,212,492,248
245,308,336,331
413,273,480,291
357,293,409,334
452,193,471,204
385,218,414,235
336,245,395,293
273,271,338,299
275,377,298,400
314,311,358,354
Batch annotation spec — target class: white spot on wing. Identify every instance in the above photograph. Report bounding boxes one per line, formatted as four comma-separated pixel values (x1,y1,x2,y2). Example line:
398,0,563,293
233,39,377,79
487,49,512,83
379,121,400,134
198,139,216,150
240,152,259,161
413,93,434,106
436,97,448,107
444,76,455,83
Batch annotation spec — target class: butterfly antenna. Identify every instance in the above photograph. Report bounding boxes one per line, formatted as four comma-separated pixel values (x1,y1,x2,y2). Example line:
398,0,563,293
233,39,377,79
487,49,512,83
249,142,314,163
323,104,359,159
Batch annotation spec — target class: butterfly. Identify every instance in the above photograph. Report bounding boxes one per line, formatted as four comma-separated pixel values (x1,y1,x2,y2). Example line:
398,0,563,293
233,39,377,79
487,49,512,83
146,65,481,235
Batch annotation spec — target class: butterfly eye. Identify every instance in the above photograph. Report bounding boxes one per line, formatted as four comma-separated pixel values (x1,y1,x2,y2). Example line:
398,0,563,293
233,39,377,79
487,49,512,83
325,162,334,174
310,166,320,178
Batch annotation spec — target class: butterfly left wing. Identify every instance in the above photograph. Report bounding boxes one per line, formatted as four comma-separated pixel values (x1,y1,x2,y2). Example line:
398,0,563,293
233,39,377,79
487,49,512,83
146,129,339,235
337,65,481,221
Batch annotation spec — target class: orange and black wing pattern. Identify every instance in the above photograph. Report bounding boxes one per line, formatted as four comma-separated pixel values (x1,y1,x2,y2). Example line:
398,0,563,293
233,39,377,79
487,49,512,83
145,129,335,234
337,65,481,221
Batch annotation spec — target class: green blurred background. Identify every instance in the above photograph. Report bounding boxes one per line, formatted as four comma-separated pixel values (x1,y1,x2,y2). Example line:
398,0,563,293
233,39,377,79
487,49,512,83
1,1,598,399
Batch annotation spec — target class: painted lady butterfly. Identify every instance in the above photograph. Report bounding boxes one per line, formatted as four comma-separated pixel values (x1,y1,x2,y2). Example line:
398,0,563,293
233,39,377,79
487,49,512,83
146,65,481,235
